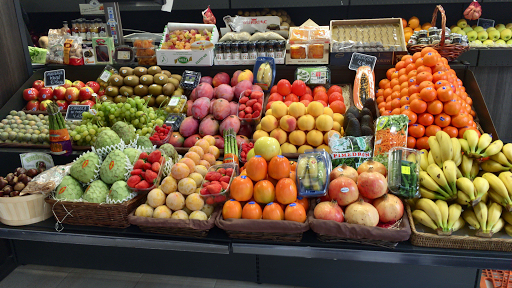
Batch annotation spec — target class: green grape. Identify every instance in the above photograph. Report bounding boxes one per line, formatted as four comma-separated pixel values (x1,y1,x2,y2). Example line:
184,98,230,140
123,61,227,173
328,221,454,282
70,131,77,137
124,103,130,110
109,114,115,120
130,108,136,113
149,113,156,120
141,127,148,134
89,129,96,135
82,131,89,137
97,111,104,117
155,119,163,126
85,135,91,142
132,119,139,126
73,134,81,141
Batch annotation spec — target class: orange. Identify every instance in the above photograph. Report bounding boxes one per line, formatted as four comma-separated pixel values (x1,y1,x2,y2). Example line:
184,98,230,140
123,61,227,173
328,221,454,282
385,102,392,110
284,202,306,223
418,81,435,92
407,136,416,148
416,136,430,149
377,96,385,104
290,161,297,171
381,110,391,116
409,93,420,102
395,61,406,71
412,52,422,62
400,96,410,106
398,75,409,84
423,52,439,67
421,47,437,56
417,113,434,126
398,68,408,77
275,178,297,205
407,69,418,78
437,86,454,102
403,26,413,34
376,89,384,98
222,199,243,219
242,201,262,219
417,66,432,74
451,113,469,128
427,100,443,115
400,81,409,90
419,87,437,102
246,155,267,181
262,202,284,220
433,63,449,73
408,16,420,29
442,126,459,138
465,97,473,106
379,79,390,89
296,196,310,211
434,113,451,127
268,155,291,180
391,91,401,100
401,18,408,28
425,125,442,137
391,71,400,79
443,99,461,115
400,105,410,112
253,180,276,204
383,88,393,98
408,77,417,87
391,108,401,115
408,85,420,95
402,110,417,124
402,55,414,65
392,85,401,92
391,98,401,109
230,175,254,201
432,71,448,82
422,23,433,30
408,124,425,138
416,71,433,84
415,58,424,68
386,68,396,80
378,102,386,110
410,99,427,113
434,80,450,90
390,78,399,88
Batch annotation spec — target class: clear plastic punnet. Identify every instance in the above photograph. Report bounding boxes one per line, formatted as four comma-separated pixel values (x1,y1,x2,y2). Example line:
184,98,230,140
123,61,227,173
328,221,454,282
331,23,405,53
296,149,332,198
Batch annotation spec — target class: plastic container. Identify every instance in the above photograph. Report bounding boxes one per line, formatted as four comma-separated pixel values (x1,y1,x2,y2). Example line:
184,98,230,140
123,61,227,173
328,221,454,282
199,162,238,205
137,55,157,66
179,70,201,91
164,113,186,132
387,147,420,199
237,90,264,124
149,125,172,147
114,45,135,64
253,57,276,92
296,149,332,198
128,158,166,194
166,95,187,114
238,140,254,165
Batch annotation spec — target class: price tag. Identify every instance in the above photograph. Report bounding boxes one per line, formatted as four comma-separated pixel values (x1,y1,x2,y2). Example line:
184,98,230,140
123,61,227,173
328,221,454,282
348,52,377,71
44,69,65,87
65,105,90,121
401,166,410,175
477,18,495,29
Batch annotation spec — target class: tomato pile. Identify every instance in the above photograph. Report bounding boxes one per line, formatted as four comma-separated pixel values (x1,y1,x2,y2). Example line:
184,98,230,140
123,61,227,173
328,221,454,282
376,47,480,150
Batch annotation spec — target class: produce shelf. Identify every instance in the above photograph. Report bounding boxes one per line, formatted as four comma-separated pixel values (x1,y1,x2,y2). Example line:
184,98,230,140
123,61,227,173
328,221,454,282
230,0,345,9
477,48,512,66
350,0,468,5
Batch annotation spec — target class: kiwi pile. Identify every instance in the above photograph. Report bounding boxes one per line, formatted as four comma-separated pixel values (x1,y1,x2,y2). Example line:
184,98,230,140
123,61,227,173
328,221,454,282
101,65,184,107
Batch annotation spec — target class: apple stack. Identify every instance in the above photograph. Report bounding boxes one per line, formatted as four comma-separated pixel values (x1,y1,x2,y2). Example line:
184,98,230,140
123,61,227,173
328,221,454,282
453,19,512,47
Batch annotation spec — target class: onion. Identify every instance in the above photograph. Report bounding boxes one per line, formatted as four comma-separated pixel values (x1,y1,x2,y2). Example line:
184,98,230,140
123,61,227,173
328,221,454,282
345,199,379,227
357,160,387,177
373,194,404,223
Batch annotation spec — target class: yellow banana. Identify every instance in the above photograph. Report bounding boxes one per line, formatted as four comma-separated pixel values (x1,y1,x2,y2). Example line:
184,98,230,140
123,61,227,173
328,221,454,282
427,151,435,166
406,199,417,210
420,187,447,200
428,137,443,166
470,160,480,180
481,140,504,158
503,210,512,225
505,224,512,237
436,131,453,163
474,201,488,232
459,155,473,179
481,192,489,204
456,167,463,179
490,152,512,167
488,189,509,208
484,173,512,206
473,177,489,202
491,218,505,233
456,190,471,206
419,171,451,199
486,202,503,233
451,138,462,166
463,129,479,155
476,133,493,155
447,203,462,230
462,209,480,229
442,160,457,194
436,200,449,229
262,62,272,86
427,164,453,196
420,149,429,171
412,210,438,231
451,217,465,232
502,143,512,164
459,138,470,155
456,177,475,201
416,198,443,228
256,62,266,82
482,160,511,173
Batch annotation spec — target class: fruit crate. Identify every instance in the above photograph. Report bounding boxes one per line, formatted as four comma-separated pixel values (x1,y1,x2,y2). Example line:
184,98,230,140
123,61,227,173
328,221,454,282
480,270,512,288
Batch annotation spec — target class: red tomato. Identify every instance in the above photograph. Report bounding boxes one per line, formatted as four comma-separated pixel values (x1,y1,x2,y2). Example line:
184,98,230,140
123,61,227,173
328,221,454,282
268,93,283,102
291,80,307,97
276,79,292,96
285,93,299,102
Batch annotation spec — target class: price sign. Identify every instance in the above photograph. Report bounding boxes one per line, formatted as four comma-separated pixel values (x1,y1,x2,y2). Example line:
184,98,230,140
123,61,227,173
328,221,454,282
348,53,377,71
65,105,90,121
44,69,65,87
477,18,495,29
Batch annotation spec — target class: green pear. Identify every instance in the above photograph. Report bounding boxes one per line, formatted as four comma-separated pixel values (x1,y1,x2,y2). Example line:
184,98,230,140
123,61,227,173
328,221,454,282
489,30,501,41
473,26,484,33
467,30,478,42
457,19,468,28
487,27,496,33
496,39,506,45
495,24,506,32
483,39,495,46
506,23,512,29
463,27,473,33
500,28,512,41
477,31,488,41
452,27,462,33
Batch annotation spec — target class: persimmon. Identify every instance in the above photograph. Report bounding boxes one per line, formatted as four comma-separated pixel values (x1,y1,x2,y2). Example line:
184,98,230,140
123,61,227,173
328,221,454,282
253,180,276,204
242,201,262,219
230,175,254,201
262,202,284,220
275,178,297,205
284,202,306,223
268,155,291,180
296,196,310,211
246,155,267,181
223,199,242,219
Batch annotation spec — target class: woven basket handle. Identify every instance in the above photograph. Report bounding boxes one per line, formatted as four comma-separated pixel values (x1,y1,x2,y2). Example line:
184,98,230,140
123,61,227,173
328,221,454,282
430,5,446,48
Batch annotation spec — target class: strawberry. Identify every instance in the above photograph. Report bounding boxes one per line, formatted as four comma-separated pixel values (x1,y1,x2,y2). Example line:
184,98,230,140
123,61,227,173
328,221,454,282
239,104,246,111
148,150,162,163
252,111,260,118
225,168,234,176
203,181,211,187
239,96,249,104
206,183,222,194
206,197,215,205
239,111,246,118
133,159,145,169
159,156,165,164
131,169,142,175
200,188,208,195
245,113,253,119
221,182,229,190
214,195,227,203
246,99,257,107
143,162,152,170
127,175,141,187
151,162,161,173
139,152,148,160
217,168,226,175
244,89,251,96
211,181,221,186
253,103,262,112
219,176,230,183
250,91,264,99
258,98,263,104
144,169,158,184
135,180,150,189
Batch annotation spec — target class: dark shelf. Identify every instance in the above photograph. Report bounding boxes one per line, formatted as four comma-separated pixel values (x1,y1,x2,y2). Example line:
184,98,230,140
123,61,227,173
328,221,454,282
230,0,345,9
477,48,512,66
351,0,467,5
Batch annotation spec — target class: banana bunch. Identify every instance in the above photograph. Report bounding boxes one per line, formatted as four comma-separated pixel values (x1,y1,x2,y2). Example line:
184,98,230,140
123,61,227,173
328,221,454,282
418,161,458,201
256,62,273,87
455,177,489,206
459,154,480,180
460,130,503,159
426,131,461,167
502,210,512,237
462,201,505,237
412,199,464,235
480,143,512,172
483,172,512,211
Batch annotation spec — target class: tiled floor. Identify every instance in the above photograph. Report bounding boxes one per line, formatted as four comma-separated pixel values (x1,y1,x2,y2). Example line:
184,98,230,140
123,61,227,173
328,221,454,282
0,265,304,288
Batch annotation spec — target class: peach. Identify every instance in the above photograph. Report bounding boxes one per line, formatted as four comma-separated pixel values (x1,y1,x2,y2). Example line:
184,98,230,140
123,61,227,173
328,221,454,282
179,116,199,137
215,84,234,101
203,153,216,166
153,206,172,218
147,188,166,208
297,115,315,131
316,115,334,131
265,109,272,116
185,151,201,164
212,72,230,87
270,128,287,145
298,145,313,154
188,172,204,187
323,107,333,117
195,139,210,154
179,158,196,172
253,130,269,141
333,113,344,126
307,101,324,117
279,115,297,132
160,176,178,194
260,115,278,132
333,122,342,133
317,144,331,153
194,165,208,177
166,192,185,210
171,210,189,219
189,146,205,159
199,76,213,85
271,101,288,119
281,143,297,153
199,160,211,169
307,130,324,147
207,146,220,159
288,102,306,118
184,134,201,148
171,163,190,180
289,130,306,146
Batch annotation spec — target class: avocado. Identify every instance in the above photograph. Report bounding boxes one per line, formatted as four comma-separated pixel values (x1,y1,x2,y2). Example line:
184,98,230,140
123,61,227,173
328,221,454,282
153,73,169,85
109,75,124,87
343,113,355,130
346,106,361,120
133,67,147,77
363,98,377,119
119,67,133,77
361,125,373,136
361,108,373,121
123,75,140,87
139,75,154,86
361,115,374,131
345,118,361,137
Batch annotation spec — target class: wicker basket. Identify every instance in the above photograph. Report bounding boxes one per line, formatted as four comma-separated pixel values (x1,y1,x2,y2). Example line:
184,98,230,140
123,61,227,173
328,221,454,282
407,5,470,61
0,194,52,226
45,193,146,229
407,204,512,251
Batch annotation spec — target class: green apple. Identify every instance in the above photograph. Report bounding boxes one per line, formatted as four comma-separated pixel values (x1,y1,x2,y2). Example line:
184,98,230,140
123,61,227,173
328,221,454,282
507,39,512,45
450,25,457,30
452,27,462,33
467,30,478,42
472,25,477,29
501,28,512,41
477,31,488,41
457,19,468,28
487,27,496,33
506,23,512,29
473,26,484,33
458,30,466,36
483,39,495,46
496,39,506,45
489,30,501,41
473,40,482,45
463,27,473,33
495,24,506,32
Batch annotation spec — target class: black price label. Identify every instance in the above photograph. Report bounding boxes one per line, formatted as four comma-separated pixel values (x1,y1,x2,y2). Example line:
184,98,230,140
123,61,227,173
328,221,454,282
349,53,377,71
65,105,90,121
477,18,495,29
44,69,66,87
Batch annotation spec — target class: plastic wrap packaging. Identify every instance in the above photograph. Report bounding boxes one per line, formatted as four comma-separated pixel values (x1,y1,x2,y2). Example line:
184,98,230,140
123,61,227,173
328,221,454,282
295,66,331,85
219,32,251,42
47,29,65,64
331,24,404,52
289,27,330,44
296,150,332,198
63,36,84,65
29,47,47,64
388,147,420,199
202,6,216,24
290,44,307,59
373,115,409,167
21,164,71,196
329,134,373,169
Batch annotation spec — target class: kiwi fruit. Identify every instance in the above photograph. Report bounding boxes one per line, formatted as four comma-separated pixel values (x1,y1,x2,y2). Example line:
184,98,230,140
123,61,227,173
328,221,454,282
124,75,140,87
162,83,175,96
105,86,119,97
170,74,182,82
134,67,147,77
119,86,134,97
143,95,155,107
98,95,110,102
162,70,172,77
119,67,133,77
172,90,183,96
148,84,163,96
109,75,124,87
140,74,154,86
153,73,169,85
148,66,162,75
134,85,149,96
168,78,180,88
155,95,170,107
114,95,124,103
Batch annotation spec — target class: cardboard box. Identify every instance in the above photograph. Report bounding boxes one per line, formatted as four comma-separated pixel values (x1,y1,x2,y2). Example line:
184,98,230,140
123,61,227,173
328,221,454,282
214,57,284,65
329,18,406,66
156,23,219,66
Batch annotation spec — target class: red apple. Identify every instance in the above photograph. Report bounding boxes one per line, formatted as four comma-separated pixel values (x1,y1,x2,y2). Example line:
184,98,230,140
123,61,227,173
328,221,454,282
23,88,38,101
79,87,94,101
72,81,85,89
81,100,95,108
86,81,100,93
69,101,81,105
39,100,52,111
25,100,40,111
32,80,44,91
38,87,53,101
56,100,68,111
62,79,72,88
97,87,105,97
53,86,67,100
65,87,80,102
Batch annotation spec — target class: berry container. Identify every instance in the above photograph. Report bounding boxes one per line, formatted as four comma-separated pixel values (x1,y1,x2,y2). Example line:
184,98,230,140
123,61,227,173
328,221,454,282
149,125,172,147
199,162,238,205
237,90,266,125
128,157,166,194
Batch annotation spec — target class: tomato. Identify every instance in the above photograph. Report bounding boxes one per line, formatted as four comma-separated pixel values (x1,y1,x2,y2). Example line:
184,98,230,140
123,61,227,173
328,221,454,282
313,86,326,95
284,93,299,102
408,124,425,138
269,93,283,102
327,85,342,95
276,79,292,96
313,91,328,103
291,80,307,96
328,92,343,104
407,136,416,148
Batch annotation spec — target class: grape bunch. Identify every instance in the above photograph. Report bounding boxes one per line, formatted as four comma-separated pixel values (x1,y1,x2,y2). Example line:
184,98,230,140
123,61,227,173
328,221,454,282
71,96,167,146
